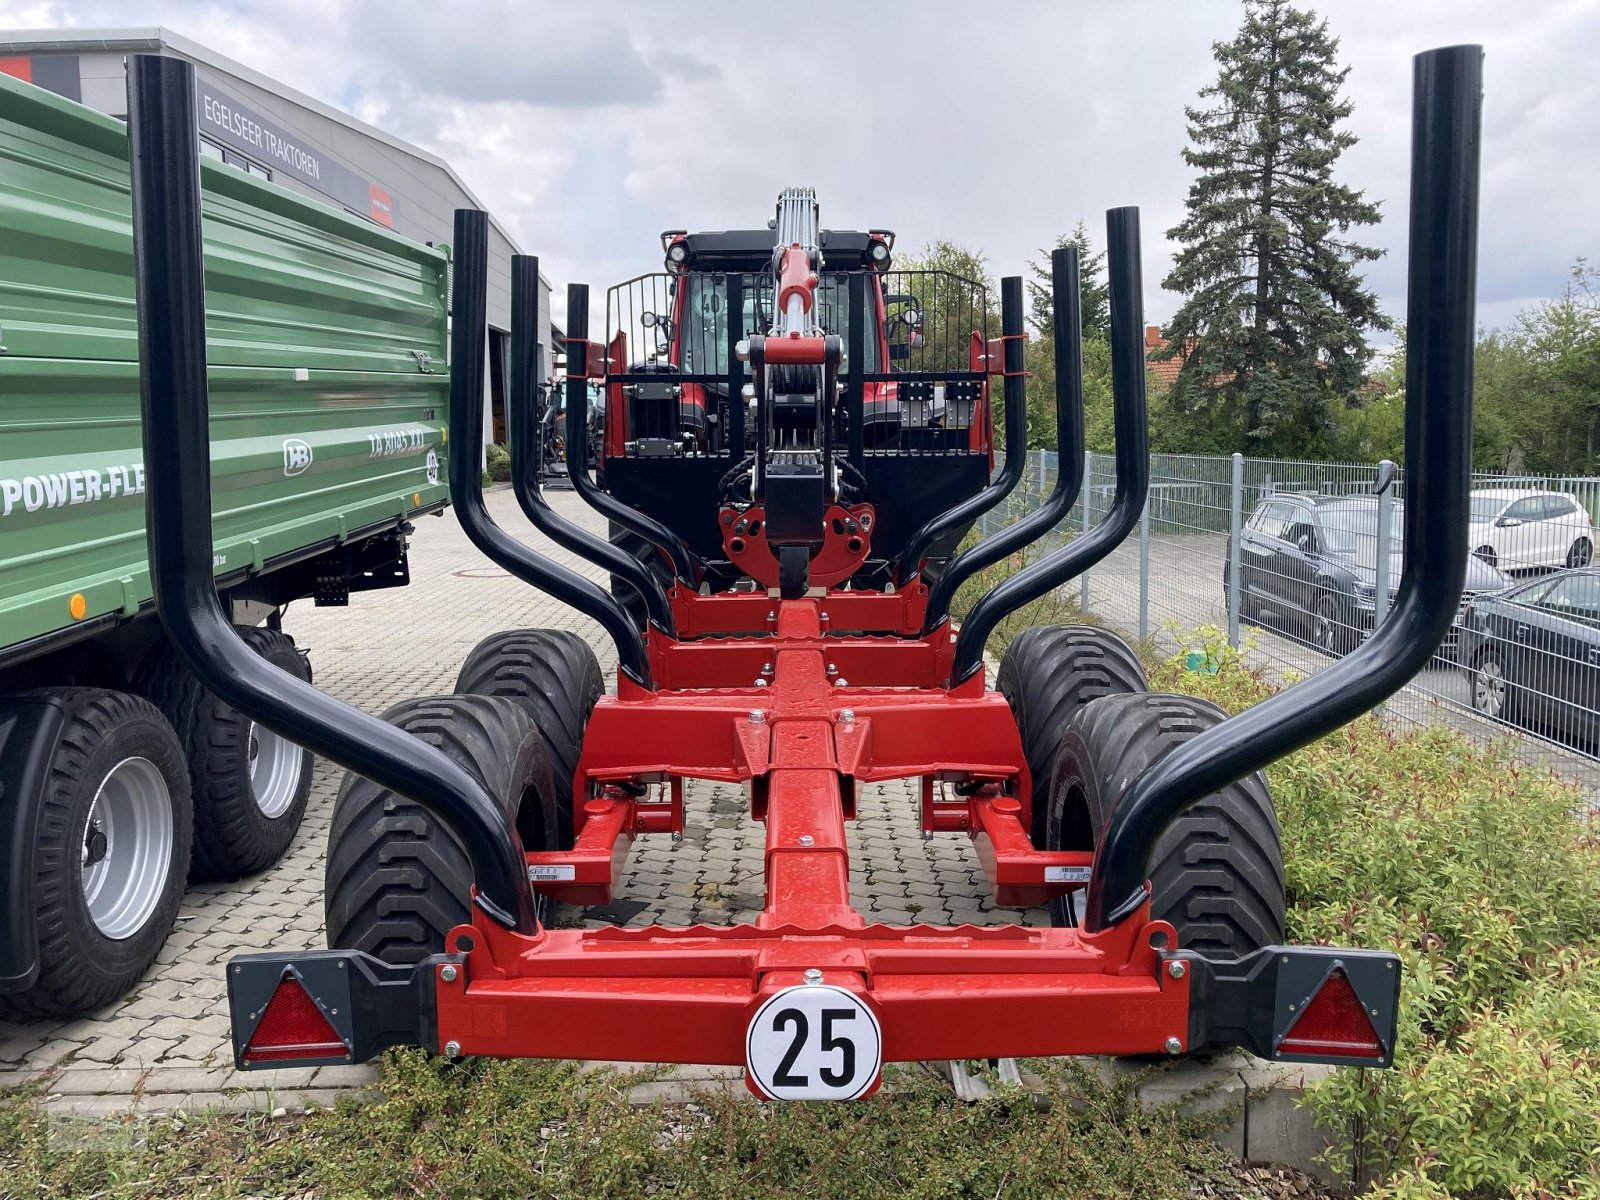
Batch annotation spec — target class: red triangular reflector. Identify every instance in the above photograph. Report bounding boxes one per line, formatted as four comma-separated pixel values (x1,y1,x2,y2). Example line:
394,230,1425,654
1278,968,1384,1060
243,975,347,1064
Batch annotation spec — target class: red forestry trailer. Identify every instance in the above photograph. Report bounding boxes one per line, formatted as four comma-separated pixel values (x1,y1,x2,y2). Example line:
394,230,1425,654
121,47,1480,1099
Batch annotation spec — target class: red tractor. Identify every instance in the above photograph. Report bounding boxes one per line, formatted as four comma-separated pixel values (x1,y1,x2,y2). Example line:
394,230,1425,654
122,46,1481,1098
586,189,998,619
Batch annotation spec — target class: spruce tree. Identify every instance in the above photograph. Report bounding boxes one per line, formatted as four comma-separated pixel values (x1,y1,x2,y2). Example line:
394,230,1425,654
1027,221,1109,340
1159,0,1387,454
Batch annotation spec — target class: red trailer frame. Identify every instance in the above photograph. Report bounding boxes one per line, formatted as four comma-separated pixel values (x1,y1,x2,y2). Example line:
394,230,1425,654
230,583,1400,1097
118,47,1483,1103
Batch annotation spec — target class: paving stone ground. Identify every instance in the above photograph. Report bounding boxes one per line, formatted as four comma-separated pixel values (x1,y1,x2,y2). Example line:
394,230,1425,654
0,487,1043,1117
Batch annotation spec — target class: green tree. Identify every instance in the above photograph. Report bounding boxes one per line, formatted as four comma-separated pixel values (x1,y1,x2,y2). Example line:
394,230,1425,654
1026,221,1109,340
1023,330,1114,453
1358,264,1600,474
1159,0,1388,455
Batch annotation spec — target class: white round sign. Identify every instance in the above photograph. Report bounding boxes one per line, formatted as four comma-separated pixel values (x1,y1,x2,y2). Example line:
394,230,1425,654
745,984,882,1101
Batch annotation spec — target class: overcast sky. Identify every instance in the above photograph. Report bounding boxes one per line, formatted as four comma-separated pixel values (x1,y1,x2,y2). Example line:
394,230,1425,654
5,0,1597,340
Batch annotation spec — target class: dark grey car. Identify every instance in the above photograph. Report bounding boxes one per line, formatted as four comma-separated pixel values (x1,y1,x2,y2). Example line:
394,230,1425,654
1458,568,1600,747
1225,494,1510,656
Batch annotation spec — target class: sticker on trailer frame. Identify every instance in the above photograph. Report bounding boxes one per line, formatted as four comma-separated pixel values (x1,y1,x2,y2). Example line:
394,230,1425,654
283,439,313,476
1044,866,1092,884
528,864,575,882
746,984,882,1101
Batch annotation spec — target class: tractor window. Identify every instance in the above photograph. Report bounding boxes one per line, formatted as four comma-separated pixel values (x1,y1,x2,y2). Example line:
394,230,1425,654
677,273,879,374
678,275,759,374
812,276,880,371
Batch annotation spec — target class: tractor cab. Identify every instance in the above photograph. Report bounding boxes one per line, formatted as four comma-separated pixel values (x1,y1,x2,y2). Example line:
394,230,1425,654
590,188,996,598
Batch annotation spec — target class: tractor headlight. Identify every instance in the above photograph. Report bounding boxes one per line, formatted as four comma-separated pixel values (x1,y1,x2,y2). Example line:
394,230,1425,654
665,241,688,272
869,240,891,269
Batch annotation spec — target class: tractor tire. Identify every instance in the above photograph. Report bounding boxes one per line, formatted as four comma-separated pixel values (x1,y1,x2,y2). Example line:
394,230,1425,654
608,521,675,630
454,629,604,847
996,625,1148,848
134,626,313,881
324,695,555,966
0,689,192,1019
1047,691,1285,958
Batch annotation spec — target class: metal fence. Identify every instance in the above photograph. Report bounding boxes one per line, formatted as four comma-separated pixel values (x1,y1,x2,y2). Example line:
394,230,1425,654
977,450,1600,796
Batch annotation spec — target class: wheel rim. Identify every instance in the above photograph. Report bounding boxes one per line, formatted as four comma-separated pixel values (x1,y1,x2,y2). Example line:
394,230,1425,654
80,757,174,940
1474,657,1505,717
1573,541,1592,567
1314,600,1339,651
248,721,304,819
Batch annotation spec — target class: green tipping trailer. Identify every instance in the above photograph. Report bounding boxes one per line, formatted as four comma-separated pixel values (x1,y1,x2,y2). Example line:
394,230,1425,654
0,71,451,1017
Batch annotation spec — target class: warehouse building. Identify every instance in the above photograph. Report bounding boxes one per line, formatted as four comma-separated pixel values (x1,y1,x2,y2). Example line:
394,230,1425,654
0,26,550,442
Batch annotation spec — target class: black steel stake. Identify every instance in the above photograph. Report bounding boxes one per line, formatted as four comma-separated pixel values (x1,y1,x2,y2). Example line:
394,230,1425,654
1082,45,1483,933
563,283,700,584
446,213,653,685
949,210,1150,682
126,56,537,933
505,255,676,635
924,246,1088,633
892,276,1030,586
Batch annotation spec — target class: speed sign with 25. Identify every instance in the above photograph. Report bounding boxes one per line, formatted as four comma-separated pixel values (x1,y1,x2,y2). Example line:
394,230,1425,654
745,984,883,1100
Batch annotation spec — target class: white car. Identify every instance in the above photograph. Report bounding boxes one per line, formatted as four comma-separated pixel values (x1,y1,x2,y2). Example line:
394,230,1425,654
1468,488,1594,571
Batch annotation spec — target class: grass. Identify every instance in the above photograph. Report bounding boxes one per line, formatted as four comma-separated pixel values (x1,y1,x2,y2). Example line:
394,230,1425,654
1149,629,1600,1198
0,1058,1273,1200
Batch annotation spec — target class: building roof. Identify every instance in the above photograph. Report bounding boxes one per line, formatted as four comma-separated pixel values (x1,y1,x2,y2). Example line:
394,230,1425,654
0,25,547,286
1144,325,1185,389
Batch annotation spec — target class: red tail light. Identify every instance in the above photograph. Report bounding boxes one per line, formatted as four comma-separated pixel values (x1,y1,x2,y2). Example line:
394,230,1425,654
1278,968,1385,1060
242,975,348,1064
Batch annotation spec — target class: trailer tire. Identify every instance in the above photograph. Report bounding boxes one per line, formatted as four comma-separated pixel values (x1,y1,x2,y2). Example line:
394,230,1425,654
454,629,604,847
324,695,555,966
1047,691,1285,959
608,521,675,630
134,626,313,881
996,625,1148,848
0,689,192,1020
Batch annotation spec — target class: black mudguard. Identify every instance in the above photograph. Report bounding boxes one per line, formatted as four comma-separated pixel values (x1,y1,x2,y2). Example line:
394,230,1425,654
0,693,68,994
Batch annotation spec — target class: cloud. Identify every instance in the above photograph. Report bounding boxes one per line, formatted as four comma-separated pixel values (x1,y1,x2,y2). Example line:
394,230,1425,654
2,0,1595,337
345,2,717,108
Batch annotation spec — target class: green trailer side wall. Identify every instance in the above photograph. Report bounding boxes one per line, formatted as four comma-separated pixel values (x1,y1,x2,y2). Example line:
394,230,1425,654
0,72,452,654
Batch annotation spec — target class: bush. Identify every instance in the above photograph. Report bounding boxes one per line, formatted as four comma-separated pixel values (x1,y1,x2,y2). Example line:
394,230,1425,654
1152,627,1600,1197
485,442,513,483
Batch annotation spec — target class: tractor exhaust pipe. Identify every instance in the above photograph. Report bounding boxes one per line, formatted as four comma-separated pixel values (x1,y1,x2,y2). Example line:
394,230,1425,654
125,56,538,934
505,255,677,636
564,283,701,585
1083,45,1482,934
447,214,654,686
949,208,1150,683
893,276,1030,586
924,246,1088,633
